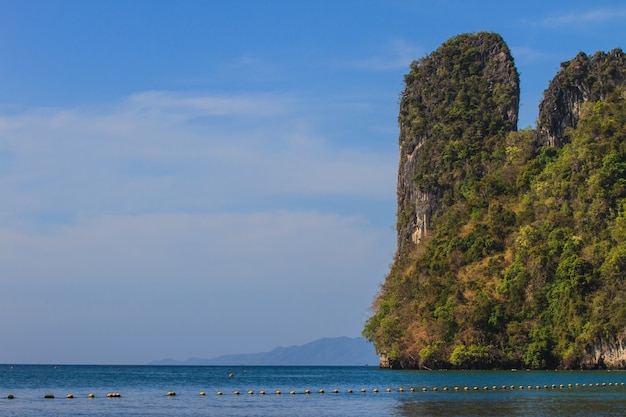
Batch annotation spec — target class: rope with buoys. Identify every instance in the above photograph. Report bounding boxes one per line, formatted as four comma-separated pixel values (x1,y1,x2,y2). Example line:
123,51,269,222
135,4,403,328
207,381,626,395
5,381,625,401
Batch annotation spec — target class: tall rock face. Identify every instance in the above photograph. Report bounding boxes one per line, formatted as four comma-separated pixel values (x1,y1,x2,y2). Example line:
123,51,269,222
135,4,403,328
537,49,626,147
396,32,519,254
365,32,626,371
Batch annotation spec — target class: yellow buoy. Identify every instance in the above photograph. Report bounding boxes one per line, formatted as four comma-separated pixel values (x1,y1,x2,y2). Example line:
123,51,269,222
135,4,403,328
373,389,379,393
319,389,324,394
217,391,223,396
88,393,95,398
167,392,176,396
333,389,338,393
233,391,240,395
199,392,206,396
347,389,353,393
289,391,295,395
275,390,281,395
259,391,265,395
305,389,310,394
248,391,254,395
67,394,74,399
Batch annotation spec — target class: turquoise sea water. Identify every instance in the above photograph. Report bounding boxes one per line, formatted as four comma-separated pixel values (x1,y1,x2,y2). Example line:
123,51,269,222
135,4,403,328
1,365,626,416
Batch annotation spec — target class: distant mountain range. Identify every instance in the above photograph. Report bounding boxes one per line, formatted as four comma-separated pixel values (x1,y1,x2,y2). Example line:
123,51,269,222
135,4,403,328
149,337,379,366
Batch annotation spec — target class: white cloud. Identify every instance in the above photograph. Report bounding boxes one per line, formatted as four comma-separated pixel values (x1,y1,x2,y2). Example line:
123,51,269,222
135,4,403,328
334,38,424,71
0,210,386,286
0,91,396,227
0,91,396,362
538,6,626,27
0,210,394,363
510,46,555,65
123,91,292,118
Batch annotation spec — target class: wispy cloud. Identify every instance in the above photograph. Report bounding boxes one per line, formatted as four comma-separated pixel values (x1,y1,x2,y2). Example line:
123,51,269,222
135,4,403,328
0,91,396,229
510,46,556,65
538,6,626,27
333,38,424,71
0,90,396,363
0,209,394,363
123,91,292,118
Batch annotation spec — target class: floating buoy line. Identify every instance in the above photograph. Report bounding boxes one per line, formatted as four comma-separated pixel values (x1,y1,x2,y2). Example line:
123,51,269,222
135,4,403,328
4,381,626,400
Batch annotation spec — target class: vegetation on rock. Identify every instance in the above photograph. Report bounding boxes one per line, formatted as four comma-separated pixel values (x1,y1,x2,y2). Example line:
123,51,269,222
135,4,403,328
363,32,626,370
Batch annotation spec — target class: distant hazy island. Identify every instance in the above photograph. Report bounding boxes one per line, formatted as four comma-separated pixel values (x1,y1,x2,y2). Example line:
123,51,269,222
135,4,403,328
149,337,379,366
363,32,626,370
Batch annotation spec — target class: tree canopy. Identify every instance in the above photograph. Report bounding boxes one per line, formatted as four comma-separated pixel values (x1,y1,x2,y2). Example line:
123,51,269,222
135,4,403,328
364,33,626,370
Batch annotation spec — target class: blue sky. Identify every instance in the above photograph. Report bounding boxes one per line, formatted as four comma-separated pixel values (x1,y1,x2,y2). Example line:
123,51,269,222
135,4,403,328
0,0,624,364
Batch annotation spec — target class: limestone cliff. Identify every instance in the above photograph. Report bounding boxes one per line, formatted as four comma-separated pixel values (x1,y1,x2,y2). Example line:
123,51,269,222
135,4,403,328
364,32,626,370
396,32,519,254
537,49,626,147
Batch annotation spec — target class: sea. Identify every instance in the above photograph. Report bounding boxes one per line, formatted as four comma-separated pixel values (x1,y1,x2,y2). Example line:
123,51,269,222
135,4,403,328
2,365,626,416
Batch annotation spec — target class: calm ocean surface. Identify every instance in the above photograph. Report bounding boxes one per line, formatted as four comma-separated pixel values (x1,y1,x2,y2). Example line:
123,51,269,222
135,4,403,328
1,365,626,416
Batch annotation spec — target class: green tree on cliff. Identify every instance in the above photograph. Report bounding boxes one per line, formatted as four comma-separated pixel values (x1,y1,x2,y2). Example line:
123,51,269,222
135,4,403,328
364,32,626,370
